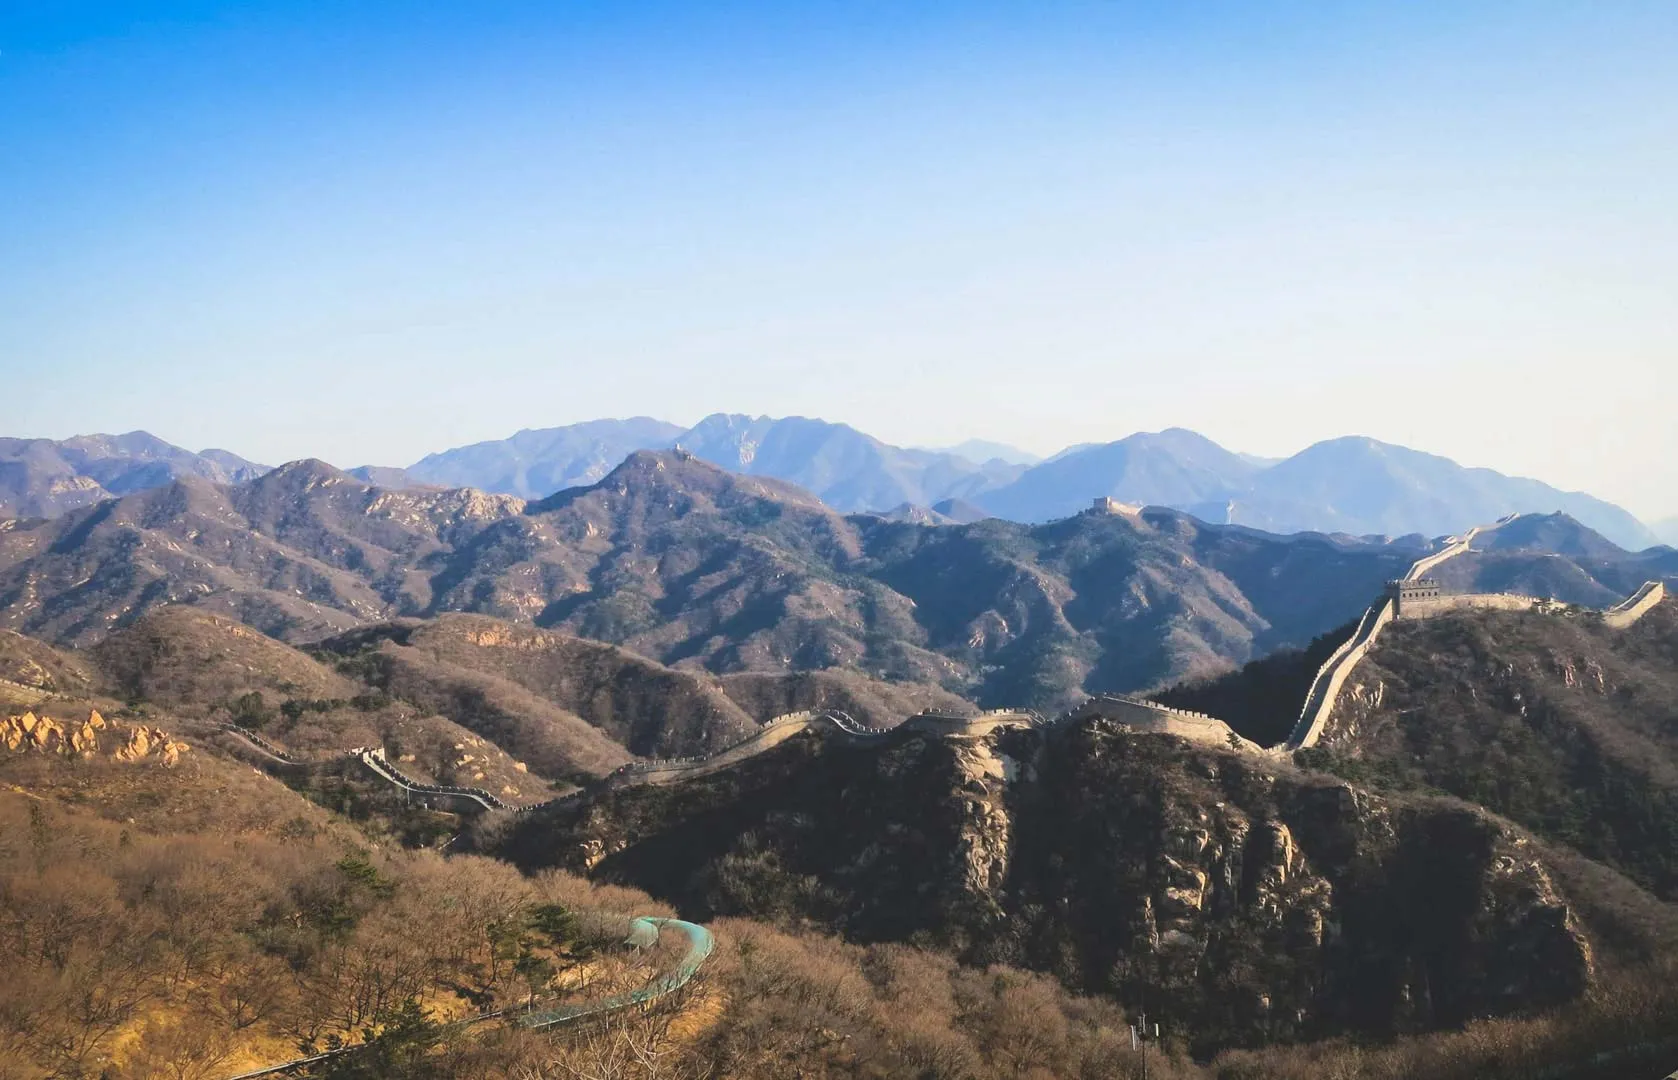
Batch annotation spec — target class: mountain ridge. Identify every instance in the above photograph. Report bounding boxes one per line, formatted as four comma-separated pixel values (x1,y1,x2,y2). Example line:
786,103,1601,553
4,422,1660,553
0,431,269,519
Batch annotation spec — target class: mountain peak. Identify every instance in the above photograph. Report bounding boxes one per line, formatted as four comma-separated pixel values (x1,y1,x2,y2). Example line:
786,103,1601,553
530,448,829,515
254,458,357,491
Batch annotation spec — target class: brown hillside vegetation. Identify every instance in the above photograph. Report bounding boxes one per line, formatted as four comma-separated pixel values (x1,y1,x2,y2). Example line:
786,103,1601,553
331,615,760,758
0,724,1213,1080
312,612,972,777
0,744,677,1079
0,611,584,798
92,607,360,707
0,629,96,698
0,631,1675,1078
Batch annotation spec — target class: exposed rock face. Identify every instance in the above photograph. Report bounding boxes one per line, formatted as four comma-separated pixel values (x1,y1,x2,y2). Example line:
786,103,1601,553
496,721,1599,1052
1,709,187,766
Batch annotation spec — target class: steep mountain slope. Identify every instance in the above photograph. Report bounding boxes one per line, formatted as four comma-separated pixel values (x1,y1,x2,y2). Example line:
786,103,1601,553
91,606,361,706
317,614,756,764
444,452,1424,707
0,461,522,645
1306,598,1678,900
309,613,974,773
421,450,914,679
0,628,98,707
0,431,268,518
400,417,684,498
676,413,1025,512
24,608,577,794
494,718,1677,1053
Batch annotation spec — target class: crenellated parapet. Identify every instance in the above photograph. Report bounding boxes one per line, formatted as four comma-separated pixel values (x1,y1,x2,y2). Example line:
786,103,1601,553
1069,694,1260,751
1287,512,1666,749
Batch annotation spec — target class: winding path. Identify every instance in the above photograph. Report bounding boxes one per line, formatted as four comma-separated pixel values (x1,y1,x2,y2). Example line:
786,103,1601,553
518,917,713,1028
222,916,712,1079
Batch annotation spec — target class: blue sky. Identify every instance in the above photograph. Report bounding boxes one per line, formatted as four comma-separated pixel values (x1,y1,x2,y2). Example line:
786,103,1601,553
2,2,1675,517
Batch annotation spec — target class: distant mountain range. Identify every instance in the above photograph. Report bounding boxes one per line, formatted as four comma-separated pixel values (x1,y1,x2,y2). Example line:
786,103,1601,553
0,432,268,518
4,417,1665,549
924,439,1043,466
377,417,1669,549
388,416,685,497
1,449,1669,711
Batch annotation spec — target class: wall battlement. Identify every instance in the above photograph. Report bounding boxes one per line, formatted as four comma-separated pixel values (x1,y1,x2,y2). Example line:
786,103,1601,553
1396,592,1545,619
1605,581,1666,628
1069,694,1258,751
1287,513,1666,749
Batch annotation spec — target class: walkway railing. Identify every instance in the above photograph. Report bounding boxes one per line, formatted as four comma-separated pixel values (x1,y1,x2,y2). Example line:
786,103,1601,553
221,916,711,1079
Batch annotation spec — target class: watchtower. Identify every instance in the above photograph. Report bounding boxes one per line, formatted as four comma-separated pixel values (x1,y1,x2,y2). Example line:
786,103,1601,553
1091,496,1142,516
1386,578,1442,615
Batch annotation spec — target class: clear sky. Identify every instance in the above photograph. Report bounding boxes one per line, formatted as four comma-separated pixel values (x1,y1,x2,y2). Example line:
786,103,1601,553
3,2,1675,518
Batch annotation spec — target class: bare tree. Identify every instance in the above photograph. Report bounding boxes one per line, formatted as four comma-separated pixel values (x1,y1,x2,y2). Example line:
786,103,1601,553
515,996,713,1080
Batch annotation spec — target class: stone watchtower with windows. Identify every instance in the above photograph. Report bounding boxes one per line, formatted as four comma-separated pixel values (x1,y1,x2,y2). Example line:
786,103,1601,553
1386,578,1442,616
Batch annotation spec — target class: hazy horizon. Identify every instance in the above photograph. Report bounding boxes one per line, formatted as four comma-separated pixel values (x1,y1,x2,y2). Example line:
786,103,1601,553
4,3,1675,518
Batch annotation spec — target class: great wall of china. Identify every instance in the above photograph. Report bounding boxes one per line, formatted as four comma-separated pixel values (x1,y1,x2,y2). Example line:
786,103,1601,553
1286,515,1665,749
208,524,1671,1075
214,516,1666,813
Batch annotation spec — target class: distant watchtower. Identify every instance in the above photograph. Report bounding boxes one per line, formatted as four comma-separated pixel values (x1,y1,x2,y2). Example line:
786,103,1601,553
1091,496,1142,516
1386,578,1442,615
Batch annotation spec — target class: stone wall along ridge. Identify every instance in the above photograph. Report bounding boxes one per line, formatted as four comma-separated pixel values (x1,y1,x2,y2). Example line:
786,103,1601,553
1287,515,1663,749
0,676,49,704
1285,597,1396,750
356,746,514,812
1604,581,1666,629
226,557,1666,808
1287,522,1488,749
612,708,890,782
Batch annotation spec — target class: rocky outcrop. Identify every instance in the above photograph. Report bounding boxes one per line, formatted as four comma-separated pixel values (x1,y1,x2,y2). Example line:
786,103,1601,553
495,719,1602,1052
1,709,188,766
